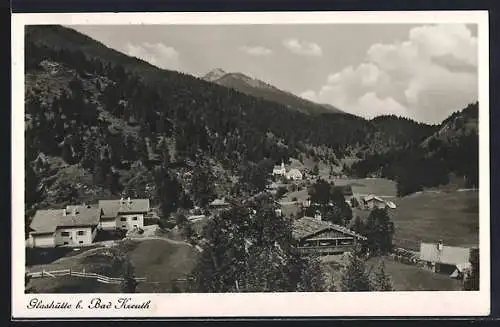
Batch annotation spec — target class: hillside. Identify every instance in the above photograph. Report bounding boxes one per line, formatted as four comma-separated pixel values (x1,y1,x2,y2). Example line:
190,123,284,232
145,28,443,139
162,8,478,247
24,25,444,218
202,68,345,115
349,102,479,196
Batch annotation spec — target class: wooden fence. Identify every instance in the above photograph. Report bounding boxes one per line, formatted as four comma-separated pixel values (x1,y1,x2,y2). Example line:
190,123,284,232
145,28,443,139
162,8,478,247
27,269,147,285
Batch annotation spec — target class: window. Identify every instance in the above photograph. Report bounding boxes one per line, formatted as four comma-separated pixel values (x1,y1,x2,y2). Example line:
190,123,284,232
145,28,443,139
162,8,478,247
120,217,127,222
63,242,69,245
132,217,138,221
79,241,84,244
77,231,85,236
61,232,70,237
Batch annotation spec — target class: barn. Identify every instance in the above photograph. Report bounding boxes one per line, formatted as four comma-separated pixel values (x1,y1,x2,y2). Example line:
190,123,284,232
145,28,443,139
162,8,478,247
292,216,367,255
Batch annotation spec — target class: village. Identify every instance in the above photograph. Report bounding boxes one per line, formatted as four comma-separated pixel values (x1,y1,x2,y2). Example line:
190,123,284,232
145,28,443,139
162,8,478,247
25,159,479,291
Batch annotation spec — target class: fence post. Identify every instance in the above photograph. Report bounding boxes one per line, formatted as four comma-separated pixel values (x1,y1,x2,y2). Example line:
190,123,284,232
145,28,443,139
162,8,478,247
42,270,44,278
69,267,72,276
82,268,85,276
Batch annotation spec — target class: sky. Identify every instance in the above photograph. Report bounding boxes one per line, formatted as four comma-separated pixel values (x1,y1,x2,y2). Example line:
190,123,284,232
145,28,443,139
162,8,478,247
71,23,478,124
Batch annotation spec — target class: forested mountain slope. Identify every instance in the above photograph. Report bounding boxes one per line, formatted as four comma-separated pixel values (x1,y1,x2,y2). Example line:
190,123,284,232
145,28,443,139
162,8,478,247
24,25,443,216
349,102,479,195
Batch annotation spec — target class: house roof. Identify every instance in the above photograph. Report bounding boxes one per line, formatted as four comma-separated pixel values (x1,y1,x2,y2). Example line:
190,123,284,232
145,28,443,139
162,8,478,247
98,198,150,217
292,216,367,241
287,168,302,175
209,198,230,206
30,206,100,234
364,195,385,203
419,242,474,265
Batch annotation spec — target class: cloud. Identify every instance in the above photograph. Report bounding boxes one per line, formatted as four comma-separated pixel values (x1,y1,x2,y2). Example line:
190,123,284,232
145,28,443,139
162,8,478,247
239,45,273,56
283,38,323,57
124,42,182,71
302,24,478,123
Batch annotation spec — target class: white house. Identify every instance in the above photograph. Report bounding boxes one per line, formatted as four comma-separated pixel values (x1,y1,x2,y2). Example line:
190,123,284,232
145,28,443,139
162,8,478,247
28,205,100,248
286,168,303,181
98,197,150,231
272,161,286,177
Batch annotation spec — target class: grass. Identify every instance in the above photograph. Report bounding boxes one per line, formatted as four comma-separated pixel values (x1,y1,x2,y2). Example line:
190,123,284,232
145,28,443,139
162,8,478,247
321,256,463,291
27,238,200,293
389,191,479,250
366,257,463,291
331,177,397,196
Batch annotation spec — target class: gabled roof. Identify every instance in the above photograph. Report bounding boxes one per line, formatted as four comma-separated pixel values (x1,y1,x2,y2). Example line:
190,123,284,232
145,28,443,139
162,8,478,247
209,198,230,207
292,216,367,241
30,206,100,234
98,198,150,217
364,195,385,203
419,242,475,265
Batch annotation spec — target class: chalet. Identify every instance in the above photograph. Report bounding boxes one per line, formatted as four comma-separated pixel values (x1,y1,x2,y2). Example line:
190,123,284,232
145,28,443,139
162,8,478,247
286,168,303,181
272,161,286,177
362,195,387,210
292,216,367,256
419,241,479,277
98,197,150,231
28,205,99,248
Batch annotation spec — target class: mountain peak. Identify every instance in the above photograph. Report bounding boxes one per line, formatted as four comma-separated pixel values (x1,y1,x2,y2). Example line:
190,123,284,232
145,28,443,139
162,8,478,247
202,68,227,82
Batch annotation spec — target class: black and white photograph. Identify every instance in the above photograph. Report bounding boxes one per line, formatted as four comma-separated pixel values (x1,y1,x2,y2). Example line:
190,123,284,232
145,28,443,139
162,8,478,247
12,11,490,318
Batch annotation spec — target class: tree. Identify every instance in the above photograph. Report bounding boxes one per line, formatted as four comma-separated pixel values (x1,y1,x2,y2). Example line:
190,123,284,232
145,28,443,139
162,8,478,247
312,163,320,176
191,163,216,208
308,179,331,206
364,208,395,255
296,256,327,292
120,261,138,293
464,249,479,291
155,169,182,217
25,162,41,209
370,260,394,291
339,253,372,292
350,216,365,235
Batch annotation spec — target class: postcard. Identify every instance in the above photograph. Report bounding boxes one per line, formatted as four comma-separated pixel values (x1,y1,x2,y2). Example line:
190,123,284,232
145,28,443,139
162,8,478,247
11,10,490,318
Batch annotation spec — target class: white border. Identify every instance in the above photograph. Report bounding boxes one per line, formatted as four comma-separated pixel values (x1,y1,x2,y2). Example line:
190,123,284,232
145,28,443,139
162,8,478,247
11,11,490,318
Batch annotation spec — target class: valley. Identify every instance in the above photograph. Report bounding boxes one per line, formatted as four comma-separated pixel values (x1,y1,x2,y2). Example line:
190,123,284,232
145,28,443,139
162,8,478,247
23,25,480,294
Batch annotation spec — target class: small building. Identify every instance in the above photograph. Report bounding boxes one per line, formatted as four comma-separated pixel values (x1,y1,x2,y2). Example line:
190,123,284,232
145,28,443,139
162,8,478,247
272,161,286,177
28,205,99,248
292,216,367,256
209,198,230,209
419,241,478,277
98,197,150,231
362,194,387,210
286,168,303,181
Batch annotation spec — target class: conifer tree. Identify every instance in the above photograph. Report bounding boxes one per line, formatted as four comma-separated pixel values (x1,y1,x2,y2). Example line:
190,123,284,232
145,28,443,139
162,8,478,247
120,260,138,293
339,253,372,292
370,260,394,291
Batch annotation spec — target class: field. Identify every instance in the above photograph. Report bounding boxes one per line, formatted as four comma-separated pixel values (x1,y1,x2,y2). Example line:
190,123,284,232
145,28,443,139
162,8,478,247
281,176,479,252
389,191,479,250
322,256,463,291
28,238,200,293
331,177,397,197
365,257,463,291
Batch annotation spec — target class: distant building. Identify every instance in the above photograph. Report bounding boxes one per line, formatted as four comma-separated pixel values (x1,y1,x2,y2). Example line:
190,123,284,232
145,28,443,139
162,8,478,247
28,205,99,248
208,198,230,210
286,168,303,181
362,194,387,210
98,197,150,231
292,216,367,256
272,161,286,177
419,241,478,277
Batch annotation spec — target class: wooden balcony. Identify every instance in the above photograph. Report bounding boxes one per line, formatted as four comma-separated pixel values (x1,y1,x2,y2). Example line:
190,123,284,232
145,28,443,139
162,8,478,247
294,244,356,255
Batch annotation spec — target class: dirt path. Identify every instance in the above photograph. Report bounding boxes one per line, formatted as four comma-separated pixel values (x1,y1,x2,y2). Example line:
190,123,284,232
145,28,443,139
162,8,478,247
125,236,193,247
